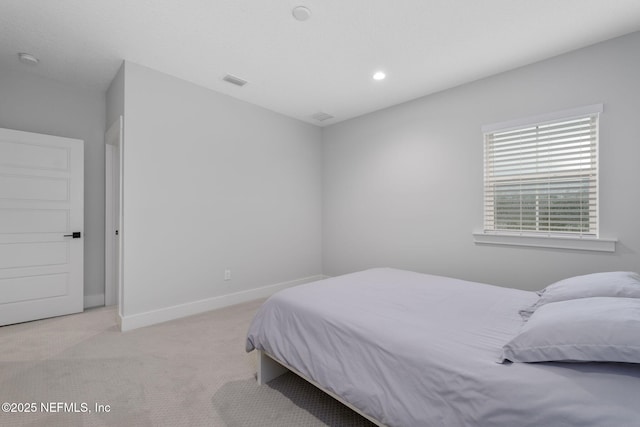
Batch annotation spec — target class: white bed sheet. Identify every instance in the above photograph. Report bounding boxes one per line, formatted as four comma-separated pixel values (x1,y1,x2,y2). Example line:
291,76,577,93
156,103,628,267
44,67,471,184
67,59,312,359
246,268,640,426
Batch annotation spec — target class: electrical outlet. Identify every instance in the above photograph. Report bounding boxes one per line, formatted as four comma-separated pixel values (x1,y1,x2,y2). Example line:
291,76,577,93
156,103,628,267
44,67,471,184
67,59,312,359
224,269,231,281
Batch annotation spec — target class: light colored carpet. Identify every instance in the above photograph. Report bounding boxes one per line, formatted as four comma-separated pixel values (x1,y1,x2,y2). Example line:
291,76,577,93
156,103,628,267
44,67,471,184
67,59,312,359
0,300,374,427
212,372,374,427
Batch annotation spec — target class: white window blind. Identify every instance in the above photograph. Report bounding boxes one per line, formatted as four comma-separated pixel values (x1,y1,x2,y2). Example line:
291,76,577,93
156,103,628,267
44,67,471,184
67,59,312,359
483,107,600,237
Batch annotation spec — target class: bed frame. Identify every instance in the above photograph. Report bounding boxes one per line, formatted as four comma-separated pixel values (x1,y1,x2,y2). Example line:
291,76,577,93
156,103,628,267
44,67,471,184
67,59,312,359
257,350,385,426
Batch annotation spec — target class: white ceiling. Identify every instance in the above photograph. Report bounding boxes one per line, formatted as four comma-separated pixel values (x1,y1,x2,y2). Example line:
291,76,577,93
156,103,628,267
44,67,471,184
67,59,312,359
1,1,640,126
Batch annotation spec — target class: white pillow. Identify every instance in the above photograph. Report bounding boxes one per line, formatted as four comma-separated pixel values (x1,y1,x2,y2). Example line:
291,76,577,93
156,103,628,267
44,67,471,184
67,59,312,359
502,297,640,364
520,271,640,319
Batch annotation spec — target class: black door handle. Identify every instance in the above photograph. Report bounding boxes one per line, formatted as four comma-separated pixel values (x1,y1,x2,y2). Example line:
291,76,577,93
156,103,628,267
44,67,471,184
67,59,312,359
64,232,82,238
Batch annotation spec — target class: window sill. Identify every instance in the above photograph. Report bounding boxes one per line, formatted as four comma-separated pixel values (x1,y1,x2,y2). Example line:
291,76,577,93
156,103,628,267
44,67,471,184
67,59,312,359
472,232,617,253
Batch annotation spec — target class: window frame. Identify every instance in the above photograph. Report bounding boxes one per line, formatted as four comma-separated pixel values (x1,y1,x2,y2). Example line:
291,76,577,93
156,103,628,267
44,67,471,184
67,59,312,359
474,104,616,252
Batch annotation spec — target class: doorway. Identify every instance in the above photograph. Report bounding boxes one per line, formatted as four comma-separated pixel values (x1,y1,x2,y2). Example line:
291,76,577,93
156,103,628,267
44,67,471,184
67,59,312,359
105,117,122,313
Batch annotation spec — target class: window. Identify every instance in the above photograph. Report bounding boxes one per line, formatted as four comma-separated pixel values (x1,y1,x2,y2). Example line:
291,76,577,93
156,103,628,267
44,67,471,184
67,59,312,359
483,105,602,238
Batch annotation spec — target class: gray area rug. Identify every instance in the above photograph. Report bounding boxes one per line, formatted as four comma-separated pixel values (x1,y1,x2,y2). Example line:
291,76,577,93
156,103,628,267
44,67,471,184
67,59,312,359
212,372,376,427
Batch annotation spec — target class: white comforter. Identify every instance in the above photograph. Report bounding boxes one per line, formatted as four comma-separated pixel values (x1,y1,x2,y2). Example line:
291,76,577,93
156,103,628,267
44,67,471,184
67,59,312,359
246,268,640,426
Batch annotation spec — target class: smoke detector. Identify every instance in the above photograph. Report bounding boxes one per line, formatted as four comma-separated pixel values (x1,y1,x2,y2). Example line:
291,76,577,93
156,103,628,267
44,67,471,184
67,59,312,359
292,6,311,21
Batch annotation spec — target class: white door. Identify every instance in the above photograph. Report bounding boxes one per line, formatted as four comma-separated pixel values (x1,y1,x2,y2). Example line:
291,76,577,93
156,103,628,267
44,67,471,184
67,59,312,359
0,127,84,326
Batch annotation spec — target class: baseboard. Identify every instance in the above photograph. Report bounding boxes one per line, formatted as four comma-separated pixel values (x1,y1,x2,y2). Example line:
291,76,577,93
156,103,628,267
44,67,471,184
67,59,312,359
119,274,325,332
84,293,105,309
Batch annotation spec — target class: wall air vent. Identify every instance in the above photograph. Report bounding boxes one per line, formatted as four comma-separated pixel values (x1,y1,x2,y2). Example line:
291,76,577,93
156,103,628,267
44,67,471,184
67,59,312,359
222,74,248,87
311,112,334,122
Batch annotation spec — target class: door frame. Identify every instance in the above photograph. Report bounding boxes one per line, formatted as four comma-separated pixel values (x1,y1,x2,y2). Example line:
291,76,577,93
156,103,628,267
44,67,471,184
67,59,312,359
105,117,123,313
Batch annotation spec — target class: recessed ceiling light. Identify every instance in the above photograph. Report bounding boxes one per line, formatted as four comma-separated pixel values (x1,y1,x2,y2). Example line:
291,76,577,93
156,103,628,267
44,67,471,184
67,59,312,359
18,52,39,65
373,71,386,81
292,6,311,21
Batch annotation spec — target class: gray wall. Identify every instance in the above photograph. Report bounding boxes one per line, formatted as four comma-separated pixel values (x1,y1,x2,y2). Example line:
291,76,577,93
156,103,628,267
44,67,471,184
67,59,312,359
0,69,106,305
106,63,125,130
121,62,323,316
322,32,640,290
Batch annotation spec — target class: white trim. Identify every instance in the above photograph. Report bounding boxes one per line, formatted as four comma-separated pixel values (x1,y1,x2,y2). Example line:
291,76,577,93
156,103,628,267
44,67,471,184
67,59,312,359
84,293,105,308
105,144,116,306
481,103,603,134
472,232,616,252
105,116,124,314
117,119,124,320
105,118,121,146
119,275,325,331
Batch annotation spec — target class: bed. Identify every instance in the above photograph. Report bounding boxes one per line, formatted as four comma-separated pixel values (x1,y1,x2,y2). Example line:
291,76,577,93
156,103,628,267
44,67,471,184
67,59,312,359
245,268,640,426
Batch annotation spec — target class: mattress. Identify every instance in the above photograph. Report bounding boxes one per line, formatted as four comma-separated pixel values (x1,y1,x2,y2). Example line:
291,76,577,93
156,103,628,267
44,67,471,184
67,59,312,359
246,268,640,426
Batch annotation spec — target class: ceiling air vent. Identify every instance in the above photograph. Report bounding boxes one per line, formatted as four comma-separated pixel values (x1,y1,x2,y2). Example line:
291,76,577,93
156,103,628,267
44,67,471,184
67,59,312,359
311,112,334,122
222,74,248,87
